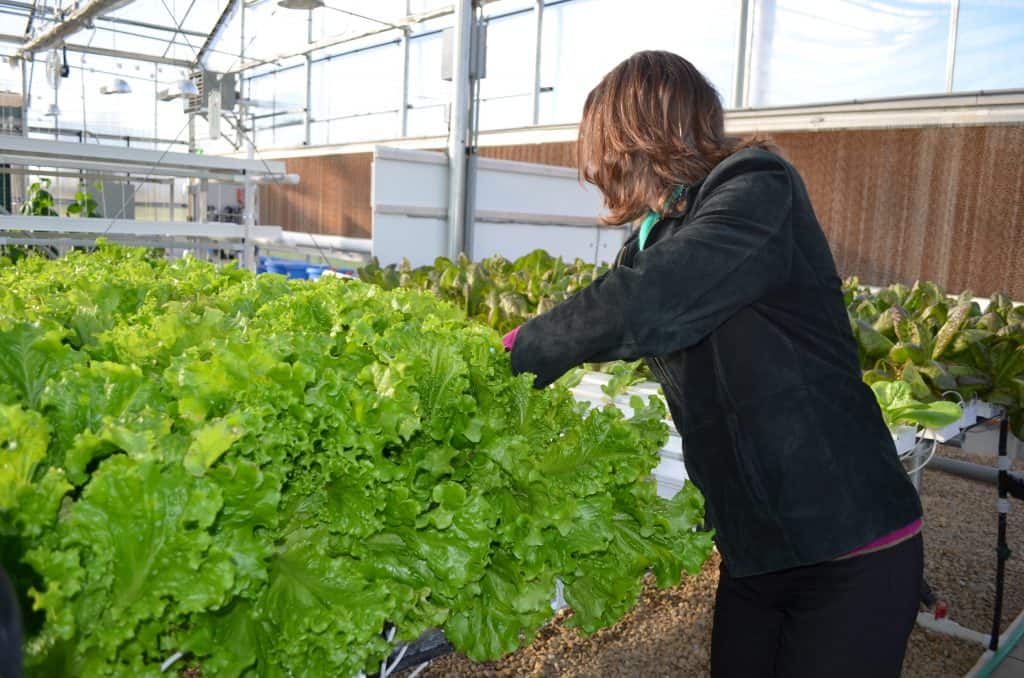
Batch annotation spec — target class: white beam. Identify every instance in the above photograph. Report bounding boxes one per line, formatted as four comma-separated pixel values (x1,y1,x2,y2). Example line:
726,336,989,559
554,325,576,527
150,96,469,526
223,3,503,75
0,33,192,68
446,0,473,260
0,135,287,176
12,0,138,61
0,215,282,240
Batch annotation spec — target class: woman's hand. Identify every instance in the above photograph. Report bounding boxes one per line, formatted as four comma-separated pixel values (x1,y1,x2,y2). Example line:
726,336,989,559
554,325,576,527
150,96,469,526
502,326,520,352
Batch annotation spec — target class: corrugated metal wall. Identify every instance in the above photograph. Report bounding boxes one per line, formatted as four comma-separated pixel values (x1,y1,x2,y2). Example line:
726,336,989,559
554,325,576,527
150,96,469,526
261,154,374,238
260,125,1024,297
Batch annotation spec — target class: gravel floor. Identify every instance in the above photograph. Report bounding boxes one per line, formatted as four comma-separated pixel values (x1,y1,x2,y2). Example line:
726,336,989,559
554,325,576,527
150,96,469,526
404,446,1024,677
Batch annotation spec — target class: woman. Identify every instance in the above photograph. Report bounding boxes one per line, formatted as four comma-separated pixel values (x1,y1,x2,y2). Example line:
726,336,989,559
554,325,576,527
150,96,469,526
504,51,923,677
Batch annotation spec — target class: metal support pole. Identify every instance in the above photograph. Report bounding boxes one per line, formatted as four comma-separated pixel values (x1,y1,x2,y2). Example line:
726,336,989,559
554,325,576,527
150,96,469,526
304,8,313,145
20,59,29,128
531,0,544,125
19,57,29,205
240,0,256,271
945,0,961,93
400,0,410,136
196,178,208,224
732,0,750,109
52,81,59,141
990,414,1010,651
446,0,473,260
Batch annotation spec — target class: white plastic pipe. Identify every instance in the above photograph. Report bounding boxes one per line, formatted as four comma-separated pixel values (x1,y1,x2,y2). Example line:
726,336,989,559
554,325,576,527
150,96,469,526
916,611,991,646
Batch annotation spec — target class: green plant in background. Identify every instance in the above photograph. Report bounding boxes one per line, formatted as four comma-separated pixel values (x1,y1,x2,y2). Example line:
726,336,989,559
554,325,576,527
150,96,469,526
20,178,59,217
17,178,103,218
846,278,1024,437
65,181,102,217
359,250,606,334
870,380,963,431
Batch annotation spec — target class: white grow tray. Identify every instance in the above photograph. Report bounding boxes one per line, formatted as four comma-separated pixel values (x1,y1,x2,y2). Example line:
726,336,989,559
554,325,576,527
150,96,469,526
891,425,918,456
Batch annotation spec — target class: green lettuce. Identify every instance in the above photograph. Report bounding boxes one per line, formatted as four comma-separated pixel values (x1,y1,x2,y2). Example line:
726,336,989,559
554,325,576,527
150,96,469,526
0,245,712,676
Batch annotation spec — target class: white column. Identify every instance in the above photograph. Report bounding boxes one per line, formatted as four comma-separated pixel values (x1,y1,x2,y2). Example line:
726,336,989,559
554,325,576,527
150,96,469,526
446,0,473,259
531,0,544,125
944,0,961,93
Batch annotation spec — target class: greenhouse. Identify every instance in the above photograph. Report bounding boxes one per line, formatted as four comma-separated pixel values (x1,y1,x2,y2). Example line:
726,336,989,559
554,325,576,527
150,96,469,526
0,1,1023,676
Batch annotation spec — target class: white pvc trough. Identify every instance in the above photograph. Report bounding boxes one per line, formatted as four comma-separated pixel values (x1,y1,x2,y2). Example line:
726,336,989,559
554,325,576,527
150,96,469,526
891,425,918,456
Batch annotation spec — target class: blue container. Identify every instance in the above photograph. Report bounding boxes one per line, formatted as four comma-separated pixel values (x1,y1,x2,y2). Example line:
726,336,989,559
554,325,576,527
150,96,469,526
306,266,327,281
265,258,309,279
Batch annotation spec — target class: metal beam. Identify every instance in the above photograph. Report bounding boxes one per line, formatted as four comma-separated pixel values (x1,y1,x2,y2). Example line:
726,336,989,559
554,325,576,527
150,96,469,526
0,135,288,175
0,32,192,68
945,0,961,92
224,4,471,74
13,0,138,61
0,214,283,240
446,0,473,260
531,0,543,124
304,7,313,145
732,0,750,109
400,0,410,136
0,1,206,38
196,0,240,67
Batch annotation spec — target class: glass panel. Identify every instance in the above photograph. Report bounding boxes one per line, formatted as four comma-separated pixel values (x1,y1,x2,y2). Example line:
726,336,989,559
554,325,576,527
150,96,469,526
405,104,448,138
477,11,534,129
312,111,400,144
540,0,741,124
953,0,1024,91
238,1,311,63
23,53,187,143
407,32,450,136
311,44,403,122
748,0,950,107
409,0,452,14
315,0,407,40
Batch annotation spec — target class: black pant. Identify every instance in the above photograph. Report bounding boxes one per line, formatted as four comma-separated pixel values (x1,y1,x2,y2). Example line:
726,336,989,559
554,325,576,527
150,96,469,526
711,534,923,678
0,564,21,678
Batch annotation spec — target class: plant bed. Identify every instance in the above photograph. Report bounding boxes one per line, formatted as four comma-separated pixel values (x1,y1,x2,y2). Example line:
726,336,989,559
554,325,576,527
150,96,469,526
398,446,1024,677
0,247,715,676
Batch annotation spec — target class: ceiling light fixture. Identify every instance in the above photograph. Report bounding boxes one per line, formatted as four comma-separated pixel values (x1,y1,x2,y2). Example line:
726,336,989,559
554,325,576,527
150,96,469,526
278,0,324,10
157,78,199,101
100,77,131,95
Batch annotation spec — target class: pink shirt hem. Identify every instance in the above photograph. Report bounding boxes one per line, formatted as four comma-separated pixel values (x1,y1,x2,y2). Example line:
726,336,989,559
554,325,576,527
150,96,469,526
844,518,923,558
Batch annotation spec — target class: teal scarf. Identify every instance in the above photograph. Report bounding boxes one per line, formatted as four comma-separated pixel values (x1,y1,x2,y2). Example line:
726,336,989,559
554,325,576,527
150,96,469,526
637,184,687,251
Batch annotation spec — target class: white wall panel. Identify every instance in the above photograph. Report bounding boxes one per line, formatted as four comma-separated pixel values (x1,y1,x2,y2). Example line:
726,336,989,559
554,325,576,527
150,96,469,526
371,145,627,267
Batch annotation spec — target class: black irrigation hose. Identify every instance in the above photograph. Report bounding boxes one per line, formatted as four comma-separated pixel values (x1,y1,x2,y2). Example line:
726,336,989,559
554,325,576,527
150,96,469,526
989,415,1011,652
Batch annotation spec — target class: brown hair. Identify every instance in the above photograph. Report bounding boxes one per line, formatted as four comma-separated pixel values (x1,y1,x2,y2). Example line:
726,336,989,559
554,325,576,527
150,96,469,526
578,50,776,225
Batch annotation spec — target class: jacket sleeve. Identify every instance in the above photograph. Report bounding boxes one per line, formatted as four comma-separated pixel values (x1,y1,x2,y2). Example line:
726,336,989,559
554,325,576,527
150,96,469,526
510,153,793,388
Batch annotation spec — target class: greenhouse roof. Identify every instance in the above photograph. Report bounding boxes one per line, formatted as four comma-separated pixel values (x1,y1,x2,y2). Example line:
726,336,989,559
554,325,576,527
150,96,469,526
0,0,451,72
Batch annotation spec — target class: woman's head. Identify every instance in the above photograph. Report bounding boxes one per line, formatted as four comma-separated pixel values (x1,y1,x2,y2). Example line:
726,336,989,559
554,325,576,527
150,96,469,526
578,50,772,225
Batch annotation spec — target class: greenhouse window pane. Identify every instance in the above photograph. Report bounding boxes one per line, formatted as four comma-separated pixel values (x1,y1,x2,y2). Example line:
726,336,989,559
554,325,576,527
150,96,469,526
405,104,448,138
322,111,400,144
407,32,450,136
478,11,535,129
748,0,950,107
540,0,741,124
311,43,402,122
953,0,1024,91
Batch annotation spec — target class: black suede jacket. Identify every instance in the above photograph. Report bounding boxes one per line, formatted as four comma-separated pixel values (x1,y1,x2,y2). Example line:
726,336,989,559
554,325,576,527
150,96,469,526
510,148,922,578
